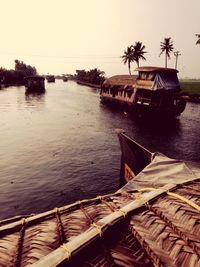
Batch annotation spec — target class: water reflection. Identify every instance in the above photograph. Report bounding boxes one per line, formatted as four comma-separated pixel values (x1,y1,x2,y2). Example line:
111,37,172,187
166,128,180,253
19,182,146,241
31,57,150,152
25,91,45,102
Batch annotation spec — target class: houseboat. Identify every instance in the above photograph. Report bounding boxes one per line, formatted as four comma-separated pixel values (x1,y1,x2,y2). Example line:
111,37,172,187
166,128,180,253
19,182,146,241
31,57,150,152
46,75,55,82
100,66,186,118
24,76,45,93
0,131,199,267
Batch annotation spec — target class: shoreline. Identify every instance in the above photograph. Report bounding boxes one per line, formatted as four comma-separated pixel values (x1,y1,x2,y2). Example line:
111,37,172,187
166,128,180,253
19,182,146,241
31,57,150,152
76,80,101,89
181,94,200,103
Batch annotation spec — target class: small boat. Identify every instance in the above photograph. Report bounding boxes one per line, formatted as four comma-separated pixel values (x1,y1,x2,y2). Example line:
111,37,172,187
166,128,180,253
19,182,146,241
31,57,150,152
46,75,55,83
62,76,68,82
100,66,186,119
0,131,199,267
24,76,45,93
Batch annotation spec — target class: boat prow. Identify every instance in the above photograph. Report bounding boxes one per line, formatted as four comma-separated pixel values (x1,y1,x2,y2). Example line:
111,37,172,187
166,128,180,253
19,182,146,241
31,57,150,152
117,129,200,187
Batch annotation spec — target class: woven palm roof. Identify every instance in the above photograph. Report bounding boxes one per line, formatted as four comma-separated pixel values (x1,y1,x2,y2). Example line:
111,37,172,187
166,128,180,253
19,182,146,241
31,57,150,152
135,66,179,73
0,157,199,266
103,75,137,86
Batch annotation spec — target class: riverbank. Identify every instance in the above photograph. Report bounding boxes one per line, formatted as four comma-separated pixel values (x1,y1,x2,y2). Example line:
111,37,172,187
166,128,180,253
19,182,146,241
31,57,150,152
0,82,24,88
181,94,200,103
76,80,101,88
180,81,200,102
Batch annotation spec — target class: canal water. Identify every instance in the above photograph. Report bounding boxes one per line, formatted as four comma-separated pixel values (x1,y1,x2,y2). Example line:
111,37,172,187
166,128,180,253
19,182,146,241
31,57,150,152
0,80,200,220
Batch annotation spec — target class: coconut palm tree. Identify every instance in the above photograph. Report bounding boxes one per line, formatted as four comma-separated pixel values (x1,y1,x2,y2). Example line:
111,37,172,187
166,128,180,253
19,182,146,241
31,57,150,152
159,38,174,68
132,42,147,67
121,46,133,75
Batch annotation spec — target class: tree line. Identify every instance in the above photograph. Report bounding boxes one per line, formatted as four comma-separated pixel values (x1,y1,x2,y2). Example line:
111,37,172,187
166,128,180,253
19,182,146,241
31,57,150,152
75,68,105,85
0,60,37,85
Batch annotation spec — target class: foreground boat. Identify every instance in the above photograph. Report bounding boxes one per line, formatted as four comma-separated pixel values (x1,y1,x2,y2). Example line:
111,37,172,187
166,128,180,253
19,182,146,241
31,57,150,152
0,131,199,266
100,67,186,119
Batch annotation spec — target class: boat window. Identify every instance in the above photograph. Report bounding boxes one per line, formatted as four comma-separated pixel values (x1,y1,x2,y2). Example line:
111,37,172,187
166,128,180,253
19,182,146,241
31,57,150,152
147,73,155,81
110,86,118,97
138,72,155,81
139,72,147,80
136,90,151,104
102,84,110,93
118,86,124,96
126,87,133,98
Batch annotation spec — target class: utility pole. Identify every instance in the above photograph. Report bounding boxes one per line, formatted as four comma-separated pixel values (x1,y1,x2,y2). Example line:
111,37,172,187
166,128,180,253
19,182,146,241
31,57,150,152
174,51,181,69
195,34,200,45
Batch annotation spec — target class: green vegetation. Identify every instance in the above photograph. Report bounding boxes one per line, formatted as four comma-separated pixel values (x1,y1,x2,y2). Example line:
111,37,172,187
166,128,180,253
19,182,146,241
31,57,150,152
75,68,105,85
121,47,132,75
180,81,200,95
0,60,37,85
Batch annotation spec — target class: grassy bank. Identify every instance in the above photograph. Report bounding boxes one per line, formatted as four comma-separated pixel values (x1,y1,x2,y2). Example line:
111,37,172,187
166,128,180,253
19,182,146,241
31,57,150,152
180,80,200,95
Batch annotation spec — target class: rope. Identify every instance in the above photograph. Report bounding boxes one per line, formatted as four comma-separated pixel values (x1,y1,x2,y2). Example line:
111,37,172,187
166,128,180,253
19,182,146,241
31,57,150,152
54,207,67,244
60,244,71,259
21,218,27,225
167,191,200,212
15,218,27,267
91,222,102,237
118,209,127,218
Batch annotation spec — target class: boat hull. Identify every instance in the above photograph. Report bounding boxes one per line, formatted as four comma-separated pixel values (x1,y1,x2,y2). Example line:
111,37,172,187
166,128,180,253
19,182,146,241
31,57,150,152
100,95,186,119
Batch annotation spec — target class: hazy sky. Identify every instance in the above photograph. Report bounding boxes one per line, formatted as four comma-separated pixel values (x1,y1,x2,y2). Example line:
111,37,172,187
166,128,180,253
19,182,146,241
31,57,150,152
1,0,200,78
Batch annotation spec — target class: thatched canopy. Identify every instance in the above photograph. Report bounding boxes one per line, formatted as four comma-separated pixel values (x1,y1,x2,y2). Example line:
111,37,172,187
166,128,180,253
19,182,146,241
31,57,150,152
103,75,137,87
0,149,199,266
135,66,178,73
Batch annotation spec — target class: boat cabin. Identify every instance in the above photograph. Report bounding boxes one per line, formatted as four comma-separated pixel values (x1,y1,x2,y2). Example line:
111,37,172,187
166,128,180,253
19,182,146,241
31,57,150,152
100,66,186,118
24,76,45,92
135,66,181,106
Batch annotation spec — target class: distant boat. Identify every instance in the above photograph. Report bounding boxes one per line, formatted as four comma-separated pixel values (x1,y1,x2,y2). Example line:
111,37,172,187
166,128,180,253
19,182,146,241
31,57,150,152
46,75,55,83
24,76,45,93
100,66,186,119
62,76,68,82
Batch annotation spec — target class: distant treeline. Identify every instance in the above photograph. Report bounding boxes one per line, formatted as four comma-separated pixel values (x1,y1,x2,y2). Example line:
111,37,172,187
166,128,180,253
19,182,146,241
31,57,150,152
0,60,37,85
75,68,105,85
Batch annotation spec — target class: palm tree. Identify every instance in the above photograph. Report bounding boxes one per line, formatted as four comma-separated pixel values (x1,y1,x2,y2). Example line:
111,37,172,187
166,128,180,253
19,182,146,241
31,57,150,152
121,46,133,75
132,42,147,67
159,38,174,68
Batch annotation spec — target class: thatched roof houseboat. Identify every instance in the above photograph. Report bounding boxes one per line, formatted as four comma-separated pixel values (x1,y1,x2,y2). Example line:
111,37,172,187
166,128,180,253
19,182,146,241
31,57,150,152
24,76,45,93
46,75,55,83
100,67,186,118
0,131,199,267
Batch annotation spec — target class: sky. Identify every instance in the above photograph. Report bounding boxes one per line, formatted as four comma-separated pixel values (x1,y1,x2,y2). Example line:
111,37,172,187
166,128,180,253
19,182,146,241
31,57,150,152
0,0,200,78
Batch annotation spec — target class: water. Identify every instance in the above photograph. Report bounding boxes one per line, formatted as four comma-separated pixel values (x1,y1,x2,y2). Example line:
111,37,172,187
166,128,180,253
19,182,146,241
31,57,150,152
0,80,199,220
